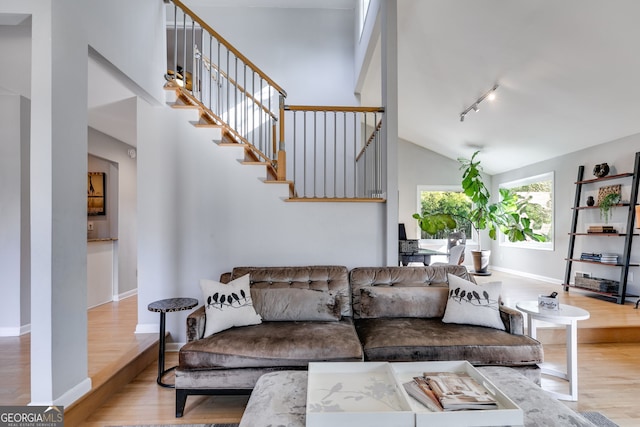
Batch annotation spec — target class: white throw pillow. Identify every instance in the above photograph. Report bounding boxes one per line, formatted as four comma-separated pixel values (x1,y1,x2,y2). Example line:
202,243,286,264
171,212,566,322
200,274,262,337
442,273,505,330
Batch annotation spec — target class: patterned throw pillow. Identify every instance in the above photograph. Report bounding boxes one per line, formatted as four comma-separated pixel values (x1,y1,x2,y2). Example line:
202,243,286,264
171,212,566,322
442,273,505,330
200,274,262,337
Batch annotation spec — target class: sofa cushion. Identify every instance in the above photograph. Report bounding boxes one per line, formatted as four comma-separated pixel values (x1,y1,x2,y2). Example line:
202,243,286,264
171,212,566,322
200,274,262,337
358,286,448,318
231,266,352,317
179,319,364,369
355,317,543,366
251,288,341,321
349,265,476,319
442,274,505,330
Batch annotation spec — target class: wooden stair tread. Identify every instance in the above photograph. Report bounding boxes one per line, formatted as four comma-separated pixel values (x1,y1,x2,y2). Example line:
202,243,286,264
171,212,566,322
264,180,294,185
193,122,222,128
218,142,249,148
167,102,198,109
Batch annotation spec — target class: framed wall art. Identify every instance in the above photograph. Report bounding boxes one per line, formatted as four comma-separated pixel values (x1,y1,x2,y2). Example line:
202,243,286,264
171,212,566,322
88,172,106,216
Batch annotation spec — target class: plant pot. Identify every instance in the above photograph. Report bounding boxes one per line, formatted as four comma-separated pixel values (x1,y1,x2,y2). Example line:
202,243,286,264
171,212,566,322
472,250,491,274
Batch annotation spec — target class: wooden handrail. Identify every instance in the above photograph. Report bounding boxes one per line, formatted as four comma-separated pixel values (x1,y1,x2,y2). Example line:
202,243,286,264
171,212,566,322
171,0,287,97
356,119,384,161
285,105,385,113
196,47,277,121
173,85,275,164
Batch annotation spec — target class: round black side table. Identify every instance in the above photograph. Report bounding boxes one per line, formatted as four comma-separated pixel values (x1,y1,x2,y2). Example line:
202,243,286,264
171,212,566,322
147,297,198,388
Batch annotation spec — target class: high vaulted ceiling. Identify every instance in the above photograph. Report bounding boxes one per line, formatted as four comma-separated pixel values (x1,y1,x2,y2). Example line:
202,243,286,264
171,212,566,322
95,0,640,174
186,0,640,174
359,0,640,174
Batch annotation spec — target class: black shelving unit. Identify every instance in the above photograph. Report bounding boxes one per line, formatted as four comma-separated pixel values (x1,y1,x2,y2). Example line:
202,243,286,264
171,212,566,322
563,152,640,304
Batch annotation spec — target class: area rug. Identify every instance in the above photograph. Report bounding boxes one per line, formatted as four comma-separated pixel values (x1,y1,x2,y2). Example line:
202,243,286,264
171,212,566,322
112,418,619,427
580,412,619,427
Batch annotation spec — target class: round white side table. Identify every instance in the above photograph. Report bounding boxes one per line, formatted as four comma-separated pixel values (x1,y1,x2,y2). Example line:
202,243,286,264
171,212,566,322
516,300,590,401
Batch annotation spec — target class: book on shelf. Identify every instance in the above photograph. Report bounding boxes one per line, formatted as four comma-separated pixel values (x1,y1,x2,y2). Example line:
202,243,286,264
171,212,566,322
600,253,619,264
580,252,602,261
587,225,617,234
405,372,498,411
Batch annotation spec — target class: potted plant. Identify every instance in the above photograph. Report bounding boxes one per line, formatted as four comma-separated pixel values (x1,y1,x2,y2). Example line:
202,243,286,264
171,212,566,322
413,151,546,273
598,192,621,223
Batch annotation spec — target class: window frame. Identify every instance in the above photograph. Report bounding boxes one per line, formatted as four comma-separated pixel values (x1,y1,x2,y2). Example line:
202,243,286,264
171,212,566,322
359,0,371,38
498,171,555,251
416,185,477,246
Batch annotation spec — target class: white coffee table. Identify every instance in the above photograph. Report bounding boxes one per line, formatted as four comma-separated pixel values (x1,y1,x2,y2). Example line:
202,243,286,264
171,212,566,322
516,300,590,401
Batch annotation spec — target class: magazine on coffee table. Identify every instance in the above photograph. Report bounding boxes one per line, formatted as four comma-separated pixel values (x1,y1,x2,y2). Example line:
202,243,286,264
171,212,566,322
402,380,443,412
425,372,497,410
307,361,523,427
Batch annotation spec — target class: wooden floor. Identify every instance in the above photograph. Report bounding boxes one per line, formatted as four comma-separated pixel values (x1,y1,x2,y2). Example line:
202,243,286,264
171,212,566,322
2,270,640,426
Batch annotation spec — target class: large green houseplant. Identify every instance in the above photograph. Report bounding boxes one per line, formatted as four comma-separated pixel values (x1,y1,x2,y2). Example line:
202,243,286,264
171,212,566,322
413,151,546,273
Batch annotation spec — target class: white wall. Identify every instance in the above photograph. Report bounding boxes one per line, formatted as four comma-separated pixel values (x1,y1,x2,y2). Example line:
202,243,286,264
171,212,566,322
492,134,640,294
398,133,640,294
354,0,381,92
0,18,32,337
0,0,166,407
84,0,166,105
0,93,30,336
0,22,31,98
186,4,358,106
130,3,388,340
88,128,138,298
136,101,385,342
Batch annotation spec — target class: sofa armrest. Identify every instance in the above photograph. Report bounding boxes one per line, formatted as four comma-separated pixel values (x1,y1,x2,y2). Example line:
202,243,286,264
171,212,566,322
499,304,524,335
186,306,206,342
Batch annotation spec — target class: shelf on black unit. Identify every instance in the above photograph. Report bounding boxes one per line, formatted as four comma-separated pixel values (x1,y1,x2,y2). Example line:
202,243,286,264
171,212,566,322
563,152,640,304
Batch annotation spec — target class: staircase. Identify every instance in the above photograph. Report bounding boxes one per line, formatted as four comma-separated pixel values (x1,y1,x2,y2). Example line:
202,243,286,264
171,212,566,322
165,0,386,202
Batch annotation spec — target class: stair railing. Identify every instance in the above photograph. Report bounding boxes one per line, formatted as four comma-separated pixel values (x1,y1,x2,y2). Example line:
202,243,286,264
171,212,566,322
167,0,287,178
166,0,386,199
284,106,386,199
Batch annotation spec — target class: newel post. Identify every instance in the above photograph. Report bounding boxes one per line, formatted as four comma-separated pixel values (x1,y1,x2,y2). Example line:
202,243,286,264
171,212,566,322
277,95,287,181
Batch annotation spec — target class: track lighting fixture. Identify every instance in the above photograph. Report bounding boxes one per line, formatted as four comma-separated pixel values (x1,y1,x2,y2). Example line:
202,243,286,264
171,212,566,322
459,84,499,122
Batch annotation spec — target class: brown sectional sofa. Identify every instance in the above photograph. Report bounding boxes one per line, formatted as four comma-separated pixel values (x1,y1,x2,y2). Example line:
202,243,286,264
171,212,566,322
174,264,543,417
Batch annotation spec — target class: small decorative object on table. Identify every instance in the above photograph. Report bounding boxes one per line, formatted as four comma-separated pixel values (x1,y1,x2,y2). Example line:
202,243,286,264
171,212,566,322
593,162,610,178
538,292,559,310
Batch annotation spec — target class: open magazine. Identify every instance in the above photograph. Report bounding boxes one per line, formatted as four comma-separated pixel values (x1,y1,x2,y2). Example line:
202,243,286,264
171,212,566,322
404,372,498,411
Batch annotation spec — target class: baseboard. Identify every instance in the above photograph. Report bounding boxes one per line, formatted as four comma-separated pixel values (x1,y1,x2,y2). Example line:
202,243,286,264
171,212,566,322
490,265,563,285
135,323,158,334
0,324,30,337
114,288,137,301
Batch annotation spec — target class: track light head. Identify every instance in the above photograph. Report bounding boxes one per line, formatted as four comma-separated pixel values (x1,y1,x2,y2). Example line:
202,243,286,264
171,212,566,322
459,83,499,122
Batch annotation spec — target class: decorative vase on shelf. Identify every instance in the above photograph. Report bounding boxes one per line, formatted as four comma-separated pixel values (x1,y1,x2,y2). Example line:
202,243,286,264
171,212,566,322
593,163,610,178
586,196,595,206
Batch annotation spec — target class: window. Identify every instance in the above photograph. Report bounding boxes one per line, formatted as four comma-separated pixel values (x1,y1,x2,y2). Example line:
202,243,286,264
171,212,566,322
416,185,473,241
499,172,554,250
359,0,371,37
